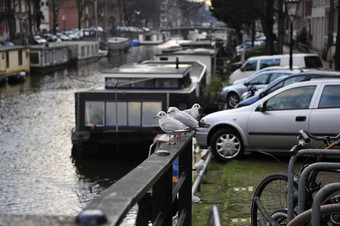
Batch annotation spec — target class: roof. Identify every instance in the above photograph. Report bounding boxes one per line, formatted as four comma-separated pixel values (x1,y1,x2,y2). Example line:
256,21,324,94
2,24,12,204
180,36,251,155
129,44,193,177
102,63,192,79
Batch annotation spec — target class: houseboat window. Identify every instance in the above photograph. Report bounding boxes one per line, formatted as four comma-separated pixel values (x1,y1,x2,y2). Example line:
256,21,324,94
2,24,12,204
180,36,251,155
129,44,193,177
18,50,23,65
142,102,162,126
144,35,152,41
134,78,155,88
155,78,178,88
128,102,142,126
44,51,53,64
6,52,9,67
118,78,132,88
85,101,104,126
30,53,39,64
106,102,128,126
81,47,85,57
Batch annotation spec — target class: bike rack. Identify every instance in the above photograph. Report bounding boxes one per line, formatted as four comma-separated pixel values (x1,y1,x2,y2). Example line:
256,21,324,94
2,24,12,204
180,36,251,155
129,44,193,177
311,182,340,226
297,162,340,214
287,149,340,222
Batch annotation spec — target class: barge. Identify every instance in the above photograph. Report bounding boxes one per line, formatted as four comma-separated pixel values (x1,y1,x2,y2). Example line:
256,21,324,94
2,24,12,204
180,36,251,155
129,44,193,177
71,60,206,157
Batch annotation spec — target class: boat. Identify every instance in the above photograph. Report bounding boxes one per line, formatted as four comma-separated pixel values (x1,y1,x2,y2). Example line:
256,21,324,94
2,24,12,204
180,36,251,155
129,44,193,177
105,37,130,54
52,41,100,65
138,31,171,45
0,45,30,84
71,60,207,157
30,44,70,73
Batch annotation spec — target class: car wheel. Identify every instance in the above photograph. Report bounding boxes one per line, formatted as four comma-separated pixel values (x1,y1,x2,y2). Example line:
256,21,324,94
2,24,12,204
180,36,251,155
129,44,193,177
210,128,244,162
227,92,240,108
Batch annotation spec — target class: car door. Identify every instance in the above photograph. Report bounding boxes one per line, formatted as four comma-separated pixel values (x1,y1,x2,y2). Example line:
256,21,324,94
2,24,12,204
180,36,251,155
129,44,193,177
309,84,340,137
247,85,317,149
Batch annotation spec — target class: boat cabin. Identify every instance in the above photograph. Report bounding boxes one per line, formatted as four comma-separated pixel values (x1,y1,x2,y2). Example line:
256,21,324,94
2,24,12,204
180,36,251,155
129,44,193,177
0,45,30,84
71,60,206,157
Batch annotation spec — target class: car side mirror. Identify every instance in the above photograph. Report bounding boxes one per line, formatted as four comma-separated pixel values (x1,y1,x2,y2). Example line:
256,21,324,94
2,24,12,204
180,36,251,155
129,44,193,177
240,67,245,72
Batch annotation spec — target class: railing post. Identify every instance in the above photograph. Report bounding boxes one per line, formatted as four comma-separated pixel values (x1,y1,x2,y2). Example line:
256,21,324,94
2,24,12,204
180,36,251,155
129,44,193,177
178,138,192,226
152,164,173,225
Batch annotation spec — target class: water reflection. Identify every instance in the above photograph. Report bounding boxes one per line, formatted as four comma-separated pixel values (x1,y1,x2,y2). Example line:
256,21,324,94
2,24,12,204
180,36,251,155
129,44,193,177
0,44,161,217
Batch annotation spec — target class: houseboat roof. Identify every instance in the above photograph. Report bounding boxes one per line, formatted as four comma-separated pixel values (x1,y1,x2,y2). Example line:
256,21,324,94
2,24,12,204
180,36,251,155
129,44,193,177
101,62,192,78
157,48,216,56
0,45,28,51
83,60,206,94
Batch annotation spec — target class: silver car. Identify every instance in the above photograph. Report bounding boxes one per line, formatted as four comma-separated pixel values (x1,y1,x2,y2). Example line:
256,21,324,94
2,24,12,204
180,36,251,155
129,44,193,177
196,79,340,162
220,70,300,108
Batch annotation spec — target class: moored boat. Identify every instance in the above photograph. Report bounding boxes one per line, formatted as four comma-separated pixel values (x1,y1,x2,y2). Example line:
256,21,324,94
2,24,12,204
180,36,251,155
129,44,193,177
71,60,207,157
106,37,130,54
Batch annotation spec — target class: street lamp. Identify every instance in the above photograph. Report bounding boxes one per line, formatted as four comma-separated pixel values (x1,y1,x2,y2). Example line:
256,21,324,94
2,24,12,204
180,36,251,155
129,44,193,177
285,0,299,70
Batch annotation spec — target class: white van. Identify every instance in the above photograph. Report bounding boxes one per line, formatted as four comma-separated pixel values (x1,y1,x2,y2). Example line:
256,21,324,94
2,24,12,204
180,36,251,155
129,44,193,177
229,53,323,84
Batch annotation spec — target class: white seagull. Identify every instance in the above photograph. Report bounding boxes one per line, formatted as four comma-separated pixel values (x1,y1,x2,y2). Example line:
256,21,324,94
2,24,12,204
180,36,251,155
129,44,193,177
183,103,202,120
167,106,199,129
154,111,190,144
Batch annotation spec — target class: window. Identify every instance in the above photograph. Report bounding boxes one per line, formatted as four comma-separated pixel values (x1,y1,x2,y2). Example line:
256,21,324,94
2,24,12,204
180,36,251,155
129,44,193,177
318,85,340,108
304,56,323,68
142,102,162,126
265,86,316,110
85,101,104,126
6,52,9,67
242,60,257,71
18,50,23,65
248,73,269,85
86,100,162,127
259,59,280,69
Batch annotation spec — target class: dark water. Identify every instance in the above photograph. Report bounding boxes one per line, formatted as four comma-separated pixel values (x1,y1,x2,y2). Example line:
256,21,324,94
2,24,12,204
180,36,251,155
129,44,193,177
0,44,163,221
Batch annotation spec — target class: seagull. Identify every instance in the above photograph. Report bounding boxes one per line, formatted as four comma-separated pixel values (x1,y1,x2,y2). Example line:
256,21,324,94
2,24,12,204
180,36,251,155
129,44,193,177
167,107,199,129
167,106,209,129
183,103,202,120
154,111,190,144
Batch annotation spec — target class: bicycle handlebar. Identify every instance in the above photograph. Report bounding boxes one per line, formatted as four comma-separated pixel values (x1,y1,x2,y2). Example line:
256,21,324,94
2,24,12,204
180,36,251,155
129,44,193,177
289,130,340,155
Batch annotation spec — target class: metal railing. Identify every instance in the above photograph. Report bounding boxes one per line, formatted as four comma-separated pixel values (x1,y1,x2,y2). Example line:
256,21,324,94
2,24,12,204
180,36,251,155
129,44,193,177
0,132,195,226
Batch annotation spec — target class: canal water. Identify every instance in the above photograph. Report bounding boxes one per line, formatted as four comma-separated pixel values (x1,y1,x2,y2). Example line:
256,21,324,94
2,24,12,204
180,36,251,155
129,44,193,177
0,44,167,223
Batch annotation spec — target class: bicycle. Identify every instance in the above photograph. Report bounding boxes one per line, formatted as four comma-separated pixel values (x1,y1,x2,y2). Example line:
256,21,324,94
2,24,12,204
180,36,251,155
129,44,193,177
251,130,340,226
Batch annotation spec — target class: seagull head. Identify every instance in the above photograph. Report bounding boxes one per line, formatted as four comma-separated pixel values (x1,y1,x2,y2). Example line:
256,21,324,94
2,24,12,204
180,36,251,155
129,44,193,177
154,111,166,119
192,103,202,109
167,107,179,115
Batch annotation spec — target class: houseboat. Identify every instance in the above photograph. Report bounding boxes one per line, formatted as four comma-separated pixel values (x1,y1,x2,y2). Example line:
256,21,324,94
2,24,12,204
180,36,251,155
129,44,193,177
155,46,217,84
71,60,207,157
138,31,171,45
0,45,30,84
53,41,100,65
105,37,130,54
30,44,70,73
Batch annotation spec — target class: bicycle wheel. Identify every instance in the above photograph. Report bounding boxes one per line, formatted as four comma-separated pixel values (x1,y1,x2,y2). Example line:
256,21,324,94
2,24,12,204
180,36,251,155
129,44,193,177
251,173,298,225
287,203,340,226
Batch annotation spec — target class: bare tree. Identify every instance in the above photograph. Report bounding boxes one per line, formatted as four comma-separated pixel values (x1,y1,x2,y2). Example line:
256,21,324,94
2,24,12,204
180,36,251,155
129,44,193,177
4,0,16,41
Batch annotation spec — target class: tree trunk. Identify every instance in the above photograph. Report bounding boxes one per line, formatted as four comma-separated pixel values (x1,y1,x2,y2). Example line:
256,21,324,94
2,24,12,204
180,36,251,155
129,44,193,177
335,4,340,71
261,0,275,55
277,0,284,54
6,0,16,41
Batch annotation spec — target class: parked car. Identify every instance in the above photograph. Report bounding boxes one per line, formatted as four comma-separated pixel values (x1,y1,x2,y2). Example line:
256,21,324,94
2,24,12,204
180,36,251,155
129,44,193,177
196,79,340,162
33,36,47,45
64,30,79,40
236,71,340,108
56,33,71,41
0,41,14,46
229,53,323,84
220,70,300,108
42,33,60,42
